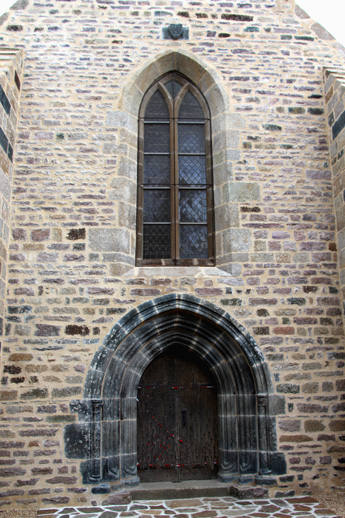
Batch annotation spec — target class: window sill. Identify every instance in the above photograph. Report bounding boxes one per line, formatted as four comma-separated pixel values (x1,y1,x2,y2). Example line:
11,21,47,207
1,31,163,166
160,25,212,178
123,266,232,277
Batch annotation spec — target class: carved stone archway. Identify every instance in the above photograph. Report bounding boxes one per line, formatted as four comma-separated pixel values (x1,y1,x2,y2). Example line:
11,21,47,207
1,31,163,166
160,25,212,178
65,294,286,489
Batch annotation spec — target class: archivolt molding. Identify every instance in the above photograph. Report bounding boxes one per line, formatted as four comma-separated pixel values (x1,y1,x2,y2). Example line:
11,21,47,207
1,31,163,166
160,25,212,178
66,294,286,488
118,49,228,116
85,293,271,400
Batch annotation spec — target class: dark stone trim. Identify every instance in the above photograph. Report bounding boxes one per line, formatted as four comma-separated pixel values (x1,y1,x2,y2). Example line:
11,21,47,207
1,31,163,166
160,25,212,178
0,84,10,115
332,109,345,140
66,294,286,487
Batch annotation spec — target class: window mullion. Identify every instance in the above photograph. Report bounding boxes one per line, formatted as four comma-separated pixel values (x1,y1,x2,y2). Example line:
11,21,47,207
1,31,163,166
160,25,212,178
172,112,179,264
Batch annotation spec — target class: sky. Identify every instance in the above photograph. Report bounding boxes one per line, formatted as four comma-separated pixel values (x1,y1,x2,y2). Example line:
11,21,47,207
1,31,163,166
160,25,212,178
0,0,344,47
297,0,345,47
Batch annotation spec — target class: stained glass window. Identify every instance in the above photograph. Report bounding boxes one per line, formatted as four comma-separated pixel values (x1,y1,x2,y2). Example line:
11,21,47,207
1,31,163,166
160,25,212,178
137,73,214,266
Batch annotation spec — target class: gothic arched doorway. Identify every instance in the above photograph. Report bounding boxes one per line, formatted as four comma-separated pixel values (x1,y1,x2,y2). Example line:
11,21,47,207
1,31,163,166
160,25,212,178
65,294,286,488
137,346,218,482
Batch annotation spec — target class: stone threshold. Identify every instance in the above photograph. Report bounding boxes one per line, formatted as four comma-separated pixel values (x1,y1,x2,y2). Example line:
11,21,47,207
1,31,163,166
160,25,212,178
128,480,269,501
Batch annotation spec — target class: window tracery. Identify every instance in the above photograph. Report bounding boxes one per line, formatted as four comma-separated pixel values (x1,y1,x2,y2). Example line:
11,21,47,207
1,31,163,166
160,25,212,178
136,72,215,266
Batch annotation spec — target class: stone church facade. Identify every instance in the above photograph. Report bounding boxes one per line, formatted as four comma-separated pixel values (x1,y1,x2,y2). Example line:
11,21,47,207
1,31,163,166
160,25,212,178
0,0,345,509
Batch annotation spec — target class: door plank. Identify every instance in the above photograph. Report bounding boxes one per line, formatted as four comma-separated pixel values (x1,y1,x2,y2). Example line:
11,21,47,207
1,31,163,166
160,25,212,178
137,347,218,483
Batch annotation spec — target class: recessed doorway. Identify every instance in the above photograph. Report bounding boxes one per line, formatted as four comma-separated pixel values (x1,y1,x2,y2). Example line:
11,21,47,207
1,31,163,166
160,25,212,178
137,346,218,483
73,294,286,486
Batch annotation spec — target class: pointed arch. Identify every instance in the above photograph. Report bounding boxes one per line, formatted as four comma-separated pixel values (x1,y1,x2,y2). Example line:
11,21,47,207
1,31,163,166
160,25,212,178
118,50,228,118
110,50,245,275
66,295,286,488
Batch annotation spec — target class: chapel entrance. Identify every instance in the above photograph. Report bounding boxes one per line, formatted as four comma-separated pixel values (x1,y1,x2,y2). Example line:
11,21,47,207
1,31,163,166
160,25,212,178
137,346,218,483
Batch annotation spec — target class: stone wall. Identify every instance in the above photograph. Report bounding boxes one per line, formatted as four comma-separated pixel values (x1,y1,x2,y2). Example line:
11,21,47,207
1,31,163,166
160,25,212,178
0,0,345,510
0,47,23,357
324,68,345,320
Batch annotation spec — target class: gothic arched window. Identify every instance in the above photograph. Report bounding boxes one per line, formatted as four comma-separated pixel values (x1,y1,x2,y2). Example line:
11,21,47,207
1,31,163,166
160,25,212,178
136,73,215,266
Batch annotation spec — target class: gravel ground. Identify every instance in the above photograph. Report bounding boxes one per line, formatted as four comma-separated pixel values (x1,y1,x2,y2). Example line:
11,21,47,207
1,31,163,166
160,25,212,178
317,488,345,518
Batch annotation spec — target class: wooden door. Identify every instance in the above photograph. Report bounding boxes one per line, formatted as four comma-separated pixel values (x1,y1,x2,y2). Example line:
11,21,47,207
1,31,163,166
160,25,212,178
137,347,218,482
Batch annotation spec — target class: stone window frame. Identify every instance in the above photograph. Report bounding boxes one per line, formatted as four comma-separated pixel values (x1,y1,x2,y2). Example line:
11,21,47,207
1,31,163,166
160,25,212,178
104,50,260,276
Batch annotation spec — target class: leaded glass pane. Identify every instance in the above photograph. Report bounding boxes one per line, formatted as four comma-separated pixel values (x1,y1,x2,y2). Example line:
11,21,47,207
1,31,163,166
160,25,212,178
165,80,182,99
178,124,205,154
179,225,208,259
179,190,207,223
145,90,169,119
138,74,213,265
144,124,170,153
179,91,204,119
144,189,171,222
143,224,171,259
179,155,206,185
144,155,170,185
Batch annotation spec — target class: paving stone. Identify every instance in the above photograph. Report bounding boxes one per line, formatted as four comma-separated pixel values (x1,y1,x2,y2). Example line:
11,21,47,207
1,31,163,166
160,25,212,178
140,511,165,515
168,501,204,509
79,509,104,514
33,496,341,518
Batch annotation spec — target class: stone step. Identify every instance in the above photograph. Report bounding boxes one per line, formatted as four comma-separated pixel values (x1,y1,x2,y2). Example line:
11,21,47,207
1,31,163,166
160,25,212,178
129,481,269,501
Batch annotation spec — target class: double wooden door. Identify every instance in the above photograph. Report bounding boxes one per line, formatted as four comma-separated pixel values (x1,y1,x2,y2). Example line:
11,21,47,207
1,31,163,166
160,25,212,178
137,347,218,482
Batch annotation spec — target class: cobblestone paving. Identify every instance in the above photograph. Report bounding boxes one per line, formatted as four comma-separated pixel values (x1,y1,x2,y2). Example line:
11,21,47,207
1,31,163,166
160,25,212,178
36,496,341,518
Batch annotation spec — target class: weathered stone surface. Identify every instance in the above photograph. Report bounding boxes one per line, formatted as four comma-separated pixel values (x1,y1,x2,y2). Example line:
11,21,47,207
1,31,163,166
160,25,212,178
226,182,261,202
88,228,130,253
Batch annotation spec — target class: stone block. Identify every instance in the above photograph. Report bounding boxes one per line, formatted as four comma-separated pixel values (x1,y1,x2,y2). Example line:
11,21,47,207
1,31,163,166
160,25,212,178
118,156,137,181
67,228,85,241
0,390,18,401
31,228,50,247
174,53,205,85
222,228,252,254
106,111,136,133
0,169,11,200
88,228,130,254
324,74,336,95
225,182,260,202
35,324,60,337
292,252,309,263
225,149,241,161
134,60,162,94
333,110,345,140
330,421,345,432
211,261,242,277
109,177,136,202
278,419,301,432
205,83,226,116
214,130,239,154
118,202,136,230
20,388,48,400
213,161,233,186
250,253,275,262
305,420,325,432
338,247,345,269
335,98,345,120
215,204,239,230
